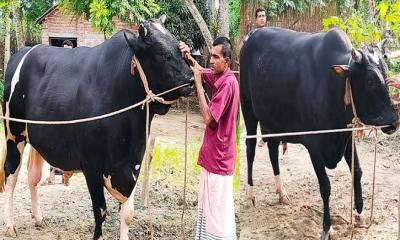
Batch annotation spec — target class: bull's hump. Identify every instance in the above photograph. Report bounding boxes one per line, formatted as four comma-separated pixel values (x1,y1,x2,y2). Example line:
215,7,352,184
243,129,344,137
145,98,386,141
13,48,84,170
324,28,352,52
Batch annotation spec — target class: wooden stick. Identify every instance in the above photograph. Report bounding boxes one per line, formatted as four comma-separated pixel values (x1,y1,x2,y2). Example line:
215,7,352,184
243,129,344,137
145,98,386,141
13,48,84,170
142,136,156,207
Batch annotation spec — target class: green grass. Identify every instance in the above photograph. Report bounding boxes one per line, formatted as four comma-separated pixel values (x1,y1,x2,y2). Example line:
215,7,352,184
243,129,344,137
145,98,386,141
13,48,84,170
148,136,241,194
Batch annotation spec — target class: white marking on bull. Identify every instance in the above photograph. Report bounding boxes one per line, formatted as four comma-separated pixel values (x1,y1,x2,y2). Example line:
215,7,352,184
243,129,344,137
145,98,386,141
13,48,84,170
132,172,137,182
153,22,166,34
135,164,140,170
5,45,39,141
120,186,135,240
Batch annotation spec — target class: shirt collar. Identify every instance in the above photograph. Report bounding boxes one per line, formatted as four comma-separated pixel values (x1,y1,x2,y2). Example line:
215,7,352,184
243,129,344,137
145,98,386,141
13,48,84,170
213,68,232,88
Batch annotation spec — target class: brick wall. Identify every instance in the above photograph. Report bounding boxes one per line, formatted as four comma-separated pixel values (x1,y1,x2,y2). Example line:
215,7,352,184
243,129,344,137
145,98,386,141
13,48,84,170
40,8,137,47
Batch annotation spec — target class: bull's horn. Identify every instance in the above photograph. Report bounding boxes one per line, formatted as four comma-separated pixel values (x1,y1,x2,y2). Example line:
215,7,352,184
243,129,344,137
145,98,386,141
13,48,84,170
352,48,362,64
377,38,388,51
159,14,167,25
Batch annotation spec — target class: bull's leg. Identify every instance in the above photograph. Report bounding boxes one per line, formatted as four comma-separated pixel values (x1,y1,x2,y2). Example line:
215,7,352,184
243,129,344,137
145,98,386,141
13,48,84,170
3,138,26,236
309,151,334,240
83,170,107,240
27,146,45,227
244,116,258,206
344,142,366,226
119,186,135,240
267,140,290,204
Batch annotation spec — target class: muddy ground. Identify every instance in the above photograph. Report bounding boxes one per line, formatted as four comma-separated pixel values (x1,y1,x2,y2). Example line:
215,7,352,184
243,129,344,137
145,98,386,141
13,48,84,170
239,128,399,239
0,109,222,239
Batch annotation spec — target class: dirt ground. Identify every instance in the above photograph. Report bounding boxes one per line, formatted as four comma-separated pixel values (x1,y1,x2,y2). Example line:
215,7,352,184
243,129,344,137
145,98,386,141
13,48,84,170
239,127,399,239
0,109,211,239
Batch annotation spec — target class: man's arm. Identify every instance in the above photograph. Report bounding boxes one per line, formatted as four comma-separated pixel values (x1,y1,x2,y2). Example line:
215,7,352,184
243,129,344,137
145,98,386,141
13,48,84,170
192,65,213,126
179,41,213,126
387,77,400,89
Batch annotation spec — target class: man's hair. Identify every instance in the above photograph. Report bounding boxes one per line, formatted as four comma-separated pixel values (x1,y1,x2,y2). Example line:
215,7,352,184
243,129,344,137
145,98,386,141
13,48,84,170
255,8,266,18
62,40,73,47
212,37,232,60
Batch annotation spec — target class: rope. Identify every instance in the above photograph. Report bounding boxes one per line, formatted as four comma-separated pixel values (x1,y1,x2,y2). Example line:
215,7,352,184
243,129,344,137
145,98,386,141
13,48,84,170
181,98,189,239
0,82,190,125
368,128,378,227
241,125,389,139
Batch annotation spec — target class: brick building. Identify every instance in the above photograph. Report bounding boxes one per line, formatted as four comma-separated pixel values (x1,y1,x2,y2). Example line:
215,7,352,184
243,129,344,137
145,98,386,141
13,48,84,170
36,5,137,48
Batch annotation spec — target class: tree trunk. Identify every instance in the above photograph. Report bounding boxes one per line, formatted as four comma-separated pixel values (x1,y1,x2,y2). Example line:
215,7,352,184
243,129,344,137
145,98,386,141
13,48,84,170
13,4,25,50
209,0,217,23
4,10,11,75
185,0,213,52
218,0,229,37
354,0,359,10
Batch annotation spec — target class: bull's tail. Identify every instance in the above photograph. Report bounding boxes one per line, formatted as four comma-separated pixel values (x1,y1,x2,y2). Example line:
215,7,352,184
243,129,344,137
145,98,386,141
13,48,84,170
0,136,7,192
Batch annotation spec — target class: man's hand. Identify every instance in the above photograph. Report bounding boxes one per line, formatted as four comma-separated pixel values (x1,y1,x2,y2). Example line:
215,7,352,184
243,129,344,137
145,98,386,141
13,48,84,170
190,65,202,86
179,41,196,67
387,77,400,89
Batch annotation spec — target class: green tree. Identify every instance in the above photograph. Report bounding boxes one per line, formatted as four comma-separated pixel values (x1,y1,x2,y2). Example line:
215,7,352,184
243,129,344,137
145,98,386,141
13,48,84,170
157,0,208,50
58,0,160,38
265,0,324,17
323,0,400,47
229,0,240,39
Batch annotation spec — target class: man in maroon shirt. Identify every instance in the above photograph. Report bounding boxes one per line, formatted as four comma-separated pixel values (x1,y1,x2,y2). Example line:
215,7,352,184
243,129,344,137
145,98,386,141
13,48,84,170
180,37,239,239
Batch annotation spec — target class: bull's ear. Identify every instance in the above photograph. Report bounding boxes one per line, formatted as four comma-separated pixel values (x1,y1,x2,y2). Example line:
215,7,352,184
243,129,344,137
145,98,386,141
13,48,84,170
159,14,167,25
138,24,148,37
332,65,349,77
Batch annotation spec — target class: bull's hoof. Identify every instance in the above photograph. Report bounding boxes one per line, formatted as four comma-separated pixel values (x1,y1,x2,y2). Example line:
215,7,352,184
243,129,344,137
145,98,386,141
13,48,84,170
246,185,257,207
355,212,369,227
276,189,291,205
34,218,47,229
321,227,336,240
278,193,291,205
4,225,17,237
250,196,257,207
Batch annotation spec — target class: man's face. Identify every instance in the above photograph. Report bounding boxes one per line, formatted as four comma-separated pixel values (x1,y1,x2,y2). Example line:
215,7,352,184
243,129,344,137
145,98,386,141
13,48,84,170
256,11,266,28
210,45,229,75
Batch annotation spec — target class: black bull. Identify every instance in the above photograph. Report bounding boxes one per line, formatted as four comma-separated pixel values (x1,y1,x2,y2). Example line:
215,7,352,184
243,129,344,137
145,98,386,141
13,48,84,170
0,16,192,239
240,27,398,239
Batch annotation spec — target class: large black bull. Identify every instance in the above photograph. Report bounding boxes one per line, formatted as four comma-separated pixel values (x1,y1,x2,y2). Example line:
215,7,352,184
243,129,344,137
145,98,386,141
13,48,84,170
0,16,192,239
240,27,398,239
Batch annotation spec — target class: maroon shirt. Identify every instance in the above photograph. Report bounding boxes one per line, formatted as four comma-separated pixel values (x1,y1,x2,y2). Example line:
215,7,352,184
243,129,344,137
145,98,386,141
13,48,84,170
197,68,239,176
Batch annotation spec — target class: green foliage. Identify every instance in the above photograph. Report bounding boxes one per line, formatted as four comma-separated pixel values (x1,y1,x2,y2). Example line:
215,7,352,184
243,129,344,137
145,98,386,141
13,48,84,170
21,0,53,23
229,0,240,39
323,1,400,47
266,0,323,17
59,0,160,38
156,0,208,50
322,13,381,47
376,0,400,41
388,59,400,73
